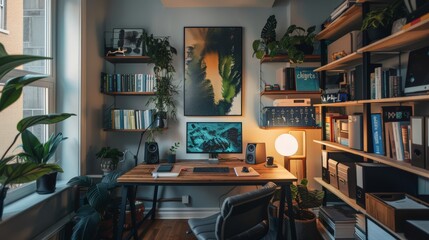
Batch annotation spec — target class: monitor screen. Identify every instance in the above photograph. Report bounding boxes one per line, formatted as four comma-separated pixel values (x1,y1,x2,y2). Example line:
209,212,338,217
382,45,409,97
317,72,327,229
186,122,242,154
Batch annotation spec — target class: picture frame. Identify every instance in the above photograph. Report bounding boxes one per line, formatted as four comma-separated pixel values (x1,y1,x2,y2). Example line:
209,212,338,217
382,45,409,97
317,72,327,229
112,28,144,56
184,27,243,116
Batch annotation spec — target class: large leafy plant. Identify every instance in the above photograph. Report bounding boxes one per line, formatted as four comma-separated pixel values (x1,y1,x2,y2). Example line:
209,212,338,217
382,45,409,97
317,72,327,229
67,170,124,239
290,178,324,220
0,43,74,187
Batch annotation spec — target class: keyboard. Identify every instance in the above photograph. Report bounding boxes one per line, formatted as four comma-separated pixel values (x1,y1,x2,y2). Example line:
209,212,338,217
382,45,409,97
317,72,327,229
193,167,230,173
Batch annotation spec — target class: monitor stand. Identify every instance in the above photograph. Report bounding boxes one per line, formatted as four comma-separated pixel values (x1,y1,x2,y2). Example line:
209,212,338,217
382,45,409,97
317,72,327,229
208,153,219,164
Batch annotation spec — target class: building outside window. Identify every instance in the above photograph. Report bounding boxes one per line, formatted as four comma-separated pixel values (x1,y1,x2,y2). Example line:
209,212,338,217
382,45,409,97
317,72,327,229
0,0,53,204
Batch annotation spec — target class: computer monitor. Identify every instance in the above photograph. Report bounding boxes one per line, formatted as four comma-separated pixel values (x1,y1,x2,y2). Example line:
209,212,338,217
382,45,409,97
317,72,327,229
186,122,242,162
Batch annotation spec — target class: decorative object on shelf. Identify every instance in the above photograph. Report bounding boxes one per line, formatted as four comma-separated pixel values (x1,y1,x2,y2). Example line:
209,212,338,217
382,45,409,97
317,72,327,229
295,67,320,91
0,43,74,217
112,28,144,56
263,106,317,127
96,147,124,175
143,31,178,122
361,0,407,43
184,27,243,116
167,142,180,163
17,131,67,194
252,15,317,63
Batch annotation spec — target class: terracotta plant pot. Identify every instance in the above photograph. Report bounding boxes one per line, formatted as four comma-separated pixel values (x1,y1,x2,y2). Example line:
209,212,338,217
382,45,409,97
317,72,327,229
36,171,58,194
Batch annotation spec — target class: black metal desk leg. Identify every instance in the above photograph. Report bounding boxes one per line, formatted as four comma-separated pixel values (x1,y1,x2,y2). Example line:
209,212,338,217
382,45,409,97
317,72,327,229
151,185,159,220
128,187,138,240
117,185,128,240
286,183,297,240
277,185,286,240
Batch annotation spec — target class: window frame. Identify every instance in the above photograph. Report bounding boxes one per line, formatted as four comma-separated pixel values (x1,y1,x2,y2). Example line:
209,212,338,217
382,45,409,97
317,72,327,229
0,0,6,32
4,0,56,204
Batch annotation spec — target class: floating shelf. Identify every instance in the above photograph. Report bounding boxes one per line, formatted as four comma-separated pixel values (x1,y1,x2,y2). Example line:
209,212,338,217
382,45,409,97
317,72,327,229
101,92,156,96
104,56,153,64
314,140,429,179
260,90,321,96
314,52,361,72
260,55,321,63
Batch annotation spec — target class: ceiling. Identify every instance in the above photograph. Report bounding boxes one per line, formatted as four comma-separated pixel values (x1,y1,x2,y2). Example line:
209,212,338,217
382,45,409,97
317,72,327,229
161,0,276,8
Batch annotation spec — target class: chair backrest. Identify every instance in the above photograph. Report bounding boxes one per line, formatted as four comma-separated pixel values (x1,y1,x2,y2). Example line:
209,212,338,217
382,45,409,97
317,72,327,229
215,182,277,240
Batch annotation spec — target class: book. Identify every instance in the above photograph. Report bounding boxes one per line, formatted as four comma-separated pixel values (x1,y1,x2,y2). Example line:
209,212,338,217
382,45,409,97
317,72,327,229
295,67,319,91
152,165,181,178
371,113,385,155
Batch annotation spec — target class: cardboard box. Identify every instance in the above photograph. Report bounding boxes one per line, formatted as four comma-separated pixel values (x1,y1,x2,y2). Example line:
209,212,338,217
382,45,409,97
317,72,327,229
365,193,429,232
327,31,362,63
337,162,356,199
328,159,339,189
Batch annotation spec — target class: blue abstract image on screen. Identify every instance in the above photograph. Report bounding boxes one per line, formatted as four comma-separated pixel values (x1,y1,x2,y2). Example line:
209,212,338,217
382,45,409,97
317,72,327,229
186,122,242,153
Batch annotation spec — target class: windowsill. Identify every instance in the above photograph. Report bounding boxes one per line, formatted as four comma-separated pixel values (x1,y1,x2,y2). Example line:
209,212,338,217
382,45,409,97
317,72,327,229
0,29,9,35
2,180,70,221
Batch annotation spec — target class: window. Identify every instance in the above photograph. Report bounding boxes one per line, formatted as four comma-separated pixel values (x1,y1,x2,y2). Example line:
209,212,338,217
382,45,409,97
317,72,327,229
1,0,53,204
0,0,6,31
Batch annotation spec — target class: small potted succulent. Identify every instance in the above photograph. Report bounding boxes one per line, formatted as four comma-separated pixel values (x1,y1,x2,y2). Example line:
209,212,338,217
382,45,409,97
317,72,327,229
167,142,180,163
96,147,124,175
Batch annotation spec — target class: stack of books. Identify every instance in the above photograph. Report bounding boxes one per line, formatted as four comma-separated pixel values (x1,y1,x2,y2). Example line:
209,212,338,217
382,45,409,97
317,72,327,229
330,0,356,22
318,205,357,240
354,213,366,240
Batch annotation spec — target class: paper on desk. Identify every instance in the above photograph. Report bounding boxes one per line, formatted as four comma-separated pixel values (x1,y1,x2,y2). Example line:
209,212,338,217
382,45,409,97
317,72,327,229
152,166,181,178
385,196,428,209
234,167,260,177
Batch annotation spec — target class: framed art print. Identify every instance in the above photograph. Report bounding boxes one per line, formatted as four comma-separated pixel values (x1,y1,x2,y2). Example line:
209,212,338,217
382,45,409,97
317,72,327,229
184,27,242,116
113,28,144,56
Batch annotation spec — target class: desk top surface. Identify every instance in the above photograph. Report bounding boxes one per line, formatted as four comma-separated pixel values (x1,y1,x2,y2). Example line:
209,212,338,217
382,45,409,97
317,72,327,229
117,160,297,185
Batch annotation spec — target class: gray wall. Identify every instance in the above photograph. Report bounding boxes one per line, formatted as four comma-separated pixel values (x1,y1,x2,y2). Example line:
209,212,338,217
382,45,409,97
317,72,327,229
84,0,339,212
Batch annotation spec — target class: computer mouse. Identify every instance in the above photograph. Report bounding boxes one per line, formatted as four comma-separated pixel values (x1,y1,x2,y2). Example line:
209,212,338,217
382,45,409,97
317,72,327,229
242,166,249,173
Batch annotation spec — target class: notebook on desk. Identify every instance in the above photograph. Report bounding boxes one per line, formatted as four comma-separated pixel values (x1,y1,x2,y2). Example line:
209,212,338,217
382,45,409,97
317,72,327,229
234,167,260,177
152,164,181,178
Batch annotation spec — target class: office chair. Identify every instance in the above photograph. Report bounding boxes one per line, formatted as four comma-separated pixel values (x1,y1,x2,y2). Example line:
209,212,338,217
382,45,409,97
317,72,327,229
187,182,277,240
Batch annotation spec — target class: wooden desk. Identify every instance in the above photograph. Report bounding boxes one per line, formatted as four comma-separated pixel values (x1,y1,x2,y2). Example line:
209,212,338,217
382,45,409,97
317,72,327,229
116,160,298,240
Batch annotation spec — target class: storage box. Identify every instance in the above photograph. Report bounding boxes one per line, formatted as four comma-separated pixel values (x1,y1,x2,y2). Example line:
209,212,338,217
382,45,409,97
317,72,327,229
327,31,362,63
365,193,429,232
337,162,356,199
328,159,339,189
404,220,429,240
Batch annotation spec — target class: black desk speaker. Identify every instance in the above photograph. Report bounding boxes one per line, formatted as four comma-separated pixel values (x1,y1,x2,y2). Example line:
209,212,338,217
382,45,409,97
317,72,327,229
145,142,159,164
246,143,266,164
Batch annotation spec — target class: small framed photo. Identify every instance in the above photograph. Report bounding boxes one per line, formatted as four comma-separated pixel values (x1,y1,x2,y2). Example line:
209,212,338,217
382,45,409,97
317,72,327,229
113,28,144,56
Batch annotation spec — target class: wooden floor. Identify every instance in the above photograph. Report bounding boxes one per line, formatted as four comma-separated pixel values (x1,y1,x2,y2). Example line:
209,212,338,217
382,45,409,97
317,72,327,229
135,219,197,240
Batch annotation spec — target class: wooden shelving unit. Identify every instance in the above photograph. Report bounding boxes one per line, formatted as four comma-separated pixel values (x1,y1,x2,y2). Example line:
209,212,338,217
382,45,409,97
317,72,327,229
316,5,362,41
314,140,429,179
314,52,362,72
102,92,155,96
260,90,321,96
358,17,429,53
104,56,153,64
314,95,429,107
260,54,321,63
315,178,406,240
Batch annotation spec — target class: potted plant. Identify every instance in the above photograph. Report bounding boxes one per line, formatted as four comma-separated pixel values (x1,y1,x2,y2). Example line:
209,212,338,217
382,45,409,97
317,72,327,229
252,15,278,59
67,170,125,239
17,131,67,194
96,147,124,175
278,24,316,63
361,0,406,42
143,32,179,129
271,179,324,240
252,15,316,63
167,142,180,163
0,43,74,218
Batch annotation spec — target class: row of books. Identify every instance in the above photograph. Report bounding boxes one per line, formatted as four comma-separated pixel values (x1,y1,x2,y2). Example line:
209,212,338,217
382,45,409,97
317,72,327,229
370,67,401,100
100,72,156,93
106,108,156,130
322,0,356,27
275,67,320,92
325,113,363,151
